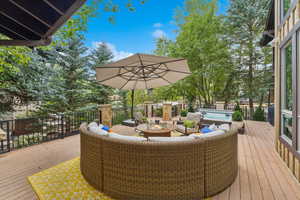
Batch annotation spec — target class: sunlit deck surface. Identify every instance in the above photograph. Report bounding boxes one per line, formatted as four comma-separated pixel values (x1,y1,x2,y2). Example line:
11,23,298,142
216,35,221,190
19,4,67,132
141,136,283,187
0,121,300,200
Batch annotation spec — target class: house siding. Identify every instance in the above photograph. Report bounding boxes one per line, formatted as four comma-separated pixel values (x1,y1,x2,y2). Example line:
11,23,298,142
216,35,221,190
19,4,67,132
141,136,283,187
275,0,300,183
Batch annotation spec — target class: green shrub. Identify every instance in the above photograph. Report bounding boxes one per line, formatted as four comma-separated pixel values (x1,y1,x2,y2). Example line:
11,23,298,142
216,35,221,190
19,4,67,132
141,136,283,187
253,107,265,121
154,108,163,117
234,102,243,112
187,104,194,112
184,120,195,128
232,111,243,121
180,109,188,117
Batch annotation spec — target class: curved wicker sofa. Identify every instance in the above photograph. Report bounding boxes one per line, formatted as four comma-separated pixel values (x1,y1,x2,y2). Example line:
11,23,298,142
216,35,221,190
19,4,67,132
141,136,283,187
80,123,238,200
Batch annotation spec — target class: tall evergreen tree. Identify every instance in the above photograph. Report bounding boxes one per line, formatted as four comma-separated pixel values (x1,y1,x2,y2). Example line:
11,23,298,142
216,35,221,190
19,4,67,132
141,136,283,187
226,0,272,117
86,42,113,105
38,36,90,114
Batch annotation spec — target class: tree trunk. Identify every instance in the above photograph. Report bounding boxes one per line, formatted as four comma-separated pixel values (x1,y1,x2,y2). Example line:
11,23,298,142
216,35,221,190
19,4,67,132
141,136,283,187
259,93,264,107
248,32,254,119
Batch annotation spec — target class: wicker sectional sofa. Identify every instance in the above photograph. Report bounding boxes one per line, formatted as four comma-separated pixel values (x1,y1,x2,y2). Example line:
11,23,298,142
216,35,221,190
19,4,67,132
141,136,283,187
80,123,238,200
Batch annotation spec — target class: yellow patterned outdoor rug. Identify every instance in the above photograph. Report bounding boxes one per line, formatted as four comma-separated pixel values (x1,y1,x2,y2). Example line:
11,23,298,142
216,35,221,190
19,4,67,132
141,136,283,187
28,157,211,200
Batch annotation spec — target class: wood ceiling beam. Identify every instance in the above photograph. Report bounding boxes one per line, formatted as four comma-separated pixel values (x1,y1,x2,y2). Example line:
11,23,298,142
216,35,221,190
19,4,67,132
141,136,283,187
0,38,52,46
9,0,51,28
42,0,64,16
44,0,87,37
0,11,43,37
0,23,28,40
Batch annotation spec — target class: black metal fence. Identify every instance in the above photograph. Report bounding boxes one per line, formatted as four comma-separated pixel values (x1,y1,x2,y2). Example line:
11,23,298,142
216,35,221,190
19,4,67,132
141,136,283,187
0,110,99,154
112,108,130,125
199,105,217,110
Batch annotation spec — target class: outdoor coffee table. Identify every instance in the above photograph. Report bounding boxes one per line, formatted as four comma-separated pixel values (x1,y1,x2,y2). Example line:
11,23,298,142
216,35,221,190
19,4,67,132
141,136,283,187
136,123,172,138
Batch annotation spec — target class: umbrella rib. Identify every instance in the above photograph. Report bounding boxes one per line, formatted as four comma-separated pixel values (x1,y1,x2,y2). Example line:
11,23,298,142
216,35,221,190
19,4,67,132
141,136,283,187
137,53,149,90
142,58,186,68
119,66,144,90
97,58,186,69
150,70,173,85
167,69,192,74
97,65,139,69
97,70,132,83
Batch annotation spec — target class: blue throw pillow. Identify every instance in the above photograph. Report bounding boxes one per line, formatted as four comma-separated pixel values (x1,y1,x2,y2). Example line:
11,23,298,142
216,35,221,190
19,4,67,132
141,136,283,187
201,127,213,134
102,125,110,131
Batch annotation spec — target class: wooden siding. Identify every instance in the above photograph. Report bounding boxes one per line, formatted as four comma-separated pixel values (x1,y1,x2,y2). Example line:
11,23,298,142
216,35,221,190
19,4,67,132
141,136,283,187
278,1,300,43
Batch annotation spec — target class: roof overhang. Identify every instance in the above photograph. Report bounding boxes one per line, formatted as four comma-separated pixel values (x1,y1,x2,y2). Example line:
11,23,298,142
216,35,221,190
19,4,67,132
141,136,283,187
260,0,275,46
0,0,86,47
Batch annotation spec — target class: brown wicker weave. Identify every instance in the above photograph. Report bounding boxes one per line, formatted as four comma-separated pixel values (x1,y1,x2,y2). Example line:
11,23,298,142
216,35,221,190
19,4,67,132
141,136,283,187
204,126,238,197
80,123,238,199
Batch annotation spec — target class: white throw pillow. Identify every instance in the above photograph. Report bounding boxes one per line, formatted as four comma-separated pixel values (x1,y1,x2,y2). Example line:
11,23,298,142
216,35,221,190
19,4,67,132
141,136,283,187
190,130,225,139
88,122,98,128
219,124,230,132
149,136,195,142
108,133,147,141
209,124,217,131
88,126,108,136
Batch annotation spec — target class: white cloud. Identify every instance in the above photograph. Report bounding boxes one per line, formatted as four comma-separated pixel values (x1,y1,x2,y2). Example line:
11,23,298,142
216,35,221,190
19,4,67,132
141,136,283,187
153,23,163,28
152,29,167,39
92,42,133,61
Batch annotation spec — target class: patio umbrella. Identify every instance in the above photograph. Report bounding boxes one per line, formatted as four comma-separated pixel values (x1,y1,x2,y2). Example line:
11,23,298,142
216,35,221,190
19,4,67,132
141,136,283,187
96,53,191,119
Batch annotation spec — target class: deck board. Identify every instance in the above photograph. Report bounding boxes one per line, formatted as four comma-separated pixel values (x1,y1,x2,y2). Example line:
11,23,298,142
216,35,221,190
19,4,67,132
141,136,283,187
0,121,300,200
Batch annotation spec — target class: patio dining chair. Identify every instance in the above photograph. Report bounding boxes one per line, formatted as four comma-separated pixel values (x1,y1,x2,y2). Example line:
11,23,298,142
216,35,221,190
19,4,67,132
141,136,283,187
134,112,146,125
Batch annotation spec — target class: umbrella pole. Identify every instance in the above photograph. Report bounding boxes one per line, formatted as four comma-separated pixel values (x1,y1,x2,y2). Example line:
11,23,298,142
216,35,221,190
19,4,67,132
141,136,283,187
131,90,134,120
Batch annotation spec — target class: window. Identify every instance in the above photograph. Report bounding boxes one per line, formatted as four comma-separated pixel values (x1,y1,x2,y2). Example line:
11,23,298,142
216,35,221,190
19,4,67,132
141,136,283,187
281,41,293,141
282,113,293,140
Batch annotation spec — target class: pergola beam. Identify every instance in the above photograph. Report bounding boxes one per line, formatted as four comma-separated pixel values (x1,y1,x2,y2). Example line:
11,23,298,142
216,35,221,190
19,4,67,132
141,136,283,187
0,11,43,37
0,23,28,40
0,38,52,46
9,0,51,28
42,0,64,16
44,0,87,38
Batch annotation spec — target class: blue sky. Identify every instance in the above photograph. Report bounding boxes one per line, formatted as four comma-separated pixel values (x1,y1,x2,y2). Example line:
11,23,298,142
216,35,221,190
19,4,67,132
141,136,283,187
84,0,229,60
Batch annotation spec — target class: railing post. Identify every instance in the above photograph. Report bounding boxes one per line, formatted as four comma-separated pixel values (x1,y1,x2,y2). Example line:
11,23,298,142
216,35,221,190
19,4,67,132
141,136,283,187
5,121,10,152
99,104,112,127
60,114,65,139
163,103,172,121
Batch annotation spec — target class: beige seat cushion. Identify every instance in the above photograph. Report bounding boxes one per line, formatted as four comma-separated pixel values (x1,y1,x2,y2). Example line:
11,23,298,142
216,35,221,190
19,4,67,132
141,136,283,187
148,136,195,142
219,124,230,132
108,133,147,141
190,130,225,139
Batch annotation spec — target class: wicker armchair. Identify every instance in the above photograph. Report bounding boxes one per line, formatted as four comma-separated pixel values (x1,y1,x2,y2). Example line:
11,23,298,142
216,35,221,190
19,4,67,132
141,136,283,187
80,123,238,200
175,112,202,135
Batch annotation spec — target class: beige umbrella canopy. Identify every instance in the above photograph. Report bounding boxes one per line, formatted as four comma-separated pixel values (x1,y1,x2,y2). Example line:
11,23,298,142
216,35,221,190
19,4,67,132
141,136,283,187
96,53,191,120
96,53,191,90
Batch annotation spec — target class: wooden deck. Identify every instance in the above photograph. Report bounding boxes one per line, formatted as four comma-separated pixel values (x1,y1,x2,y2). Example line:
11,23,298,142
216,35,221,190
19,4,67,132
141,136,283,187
0,121,299,200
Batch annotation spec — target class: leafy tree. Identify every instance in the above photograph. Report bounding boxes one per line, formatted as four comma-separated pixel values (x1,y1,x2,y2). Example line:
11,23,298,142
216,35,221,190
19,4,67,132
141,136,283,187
153,38,174,56
226,0,271,118
174,0,234,106
0,47,52,114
